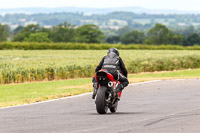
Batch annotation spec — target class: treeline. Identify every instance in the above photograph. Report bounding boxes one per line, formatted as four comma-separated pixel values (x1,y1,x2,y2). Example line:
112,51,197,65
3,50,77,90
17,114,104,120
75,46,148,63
11,23,105,43
1,22,105,43
107,24,200,46
1,22,200,46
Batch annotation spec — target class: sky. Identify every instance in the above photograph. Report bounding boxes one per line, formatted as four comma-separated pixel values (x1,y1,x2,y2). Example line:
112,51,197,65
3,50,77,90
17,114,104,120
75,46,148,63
0,0,200,12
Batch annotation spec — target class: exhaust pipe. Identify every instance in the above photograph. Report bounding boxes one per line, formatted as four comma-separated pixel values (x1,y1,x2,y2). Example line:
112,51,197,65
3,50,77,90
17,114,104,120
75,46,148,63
108,82,115,98
108,81,113,87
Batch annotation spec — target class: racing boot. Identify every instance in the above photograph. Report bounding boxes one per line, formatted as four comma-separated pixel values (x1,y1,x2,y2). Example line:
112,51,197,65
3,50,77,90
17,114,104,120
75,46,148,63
92,82,98,99
115,84,123,100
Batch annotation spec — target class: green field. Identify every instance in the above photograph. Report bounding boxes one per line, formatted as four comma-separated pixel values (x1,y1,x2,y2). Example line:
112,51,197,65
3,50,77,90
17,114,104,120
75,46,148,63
1,50,200,68
0,50,200,84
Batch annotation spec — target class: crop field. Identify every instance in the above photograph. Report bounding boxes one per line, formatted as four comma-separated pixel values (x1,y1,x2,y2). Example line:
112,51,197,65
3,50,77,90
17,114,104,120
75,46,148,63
0,50,200,84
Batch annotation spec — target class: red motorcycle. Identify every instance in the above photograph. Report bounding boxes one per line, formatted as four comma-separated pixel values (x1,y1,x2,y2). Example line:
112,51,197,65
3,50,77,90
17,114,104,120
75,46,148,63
95,69,122,114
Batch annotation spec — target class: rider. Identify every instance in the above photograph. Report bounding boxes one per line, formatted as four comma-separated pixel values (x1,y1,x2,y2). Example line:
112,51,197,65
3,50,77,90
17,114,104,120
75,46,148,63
92,48,129,99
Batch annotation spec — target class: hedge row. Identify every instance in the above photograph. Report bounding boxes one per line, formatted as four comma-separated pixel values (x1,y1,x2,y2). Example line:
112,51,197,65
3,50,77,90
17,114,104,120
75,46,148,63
1,42,200,50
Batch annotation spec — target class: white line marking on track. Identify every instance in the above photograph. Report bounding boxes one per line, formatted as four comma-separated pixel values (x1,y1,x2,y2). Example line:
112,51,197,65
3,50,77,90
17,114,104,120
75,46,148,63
0,79,187,110
0,92,92,110
129,80,161,86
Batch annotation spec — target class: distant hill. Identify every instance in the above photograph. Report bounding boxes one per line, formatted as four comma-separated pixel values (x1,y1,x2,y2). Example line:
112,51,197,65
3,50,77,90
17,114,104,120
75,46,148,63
1,11,200,31
0,7,199,15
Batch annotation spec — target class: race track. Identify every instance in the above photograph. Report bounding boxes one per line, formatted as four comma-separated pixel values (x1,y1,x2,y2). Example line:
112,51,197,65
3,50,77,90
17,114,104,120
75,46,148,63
0,79,200,133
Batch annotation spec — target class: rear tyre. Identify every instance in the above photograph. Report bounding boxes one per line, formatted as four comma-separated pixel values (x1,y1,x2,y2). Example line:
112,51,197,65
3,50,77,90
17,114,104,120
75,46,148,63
110,101,118,113
96,86,108,114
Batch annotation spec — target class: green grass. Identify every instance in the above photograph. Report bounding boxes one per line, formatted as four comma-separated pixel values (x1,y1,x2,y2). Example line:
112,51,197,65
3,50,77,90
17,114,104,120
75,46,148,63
1,50,199,68
129,69,200,78
0,78,91,107
0,69,199,107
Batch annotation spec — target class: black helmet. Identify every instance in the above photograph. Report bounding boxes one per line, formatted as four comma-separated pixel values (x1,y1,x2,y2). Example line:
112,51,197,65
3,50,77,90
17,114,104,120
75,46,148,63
108,48,119,56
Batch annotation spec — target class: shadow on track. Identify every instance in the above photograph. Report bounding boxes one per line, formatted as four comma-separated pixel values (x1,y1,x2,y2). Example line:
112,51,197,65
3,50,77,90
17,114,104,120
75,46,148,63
87,112,147,115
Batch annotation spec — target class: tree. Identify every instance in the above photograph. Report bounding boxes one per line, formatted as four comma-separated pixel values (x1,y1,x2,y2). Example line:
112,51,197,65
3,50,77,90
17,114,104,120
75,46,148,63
106,36,120,44
120,30,145,44
24,32,51,42
117,26,132,37
184,33,200,46
175,25,196,36
183,26,195,36
20,24,41,33
146,24,174,45
13,25,24,35
0,23,10,42
13,24,41,41
170,34,185,45
76,24,105,43
49,22,75,42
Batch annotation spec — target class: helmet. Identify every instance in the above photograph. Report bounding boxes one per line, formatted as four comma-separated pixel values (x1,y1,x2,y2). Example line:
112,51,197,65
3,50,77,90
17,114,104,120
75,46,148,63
108,48,119,56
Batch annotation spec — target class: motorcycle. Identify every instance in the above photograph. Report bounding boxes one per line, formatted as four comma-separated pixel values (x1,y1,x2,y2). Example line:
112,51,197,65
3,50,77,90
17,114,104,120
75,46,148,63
95,69,122,114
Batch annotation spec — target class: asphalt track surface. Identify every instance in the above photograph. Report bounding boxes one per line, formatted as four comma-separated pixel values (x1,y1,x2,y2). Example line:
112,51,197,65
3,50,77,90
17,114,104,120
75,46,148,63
0,79,200,133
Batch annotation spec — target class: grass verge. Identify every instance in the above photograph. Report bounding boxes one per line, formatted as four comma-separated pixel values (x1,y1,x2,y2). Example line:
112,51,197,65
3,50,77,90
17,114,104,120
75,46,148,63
0,69,199,108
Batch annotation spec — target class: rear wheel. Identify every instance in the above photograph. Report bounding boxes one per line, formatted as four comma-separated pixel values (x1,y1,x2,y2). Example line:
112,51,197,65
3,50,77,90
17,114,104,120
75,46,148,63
110,101,118,113
96,86,108,114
